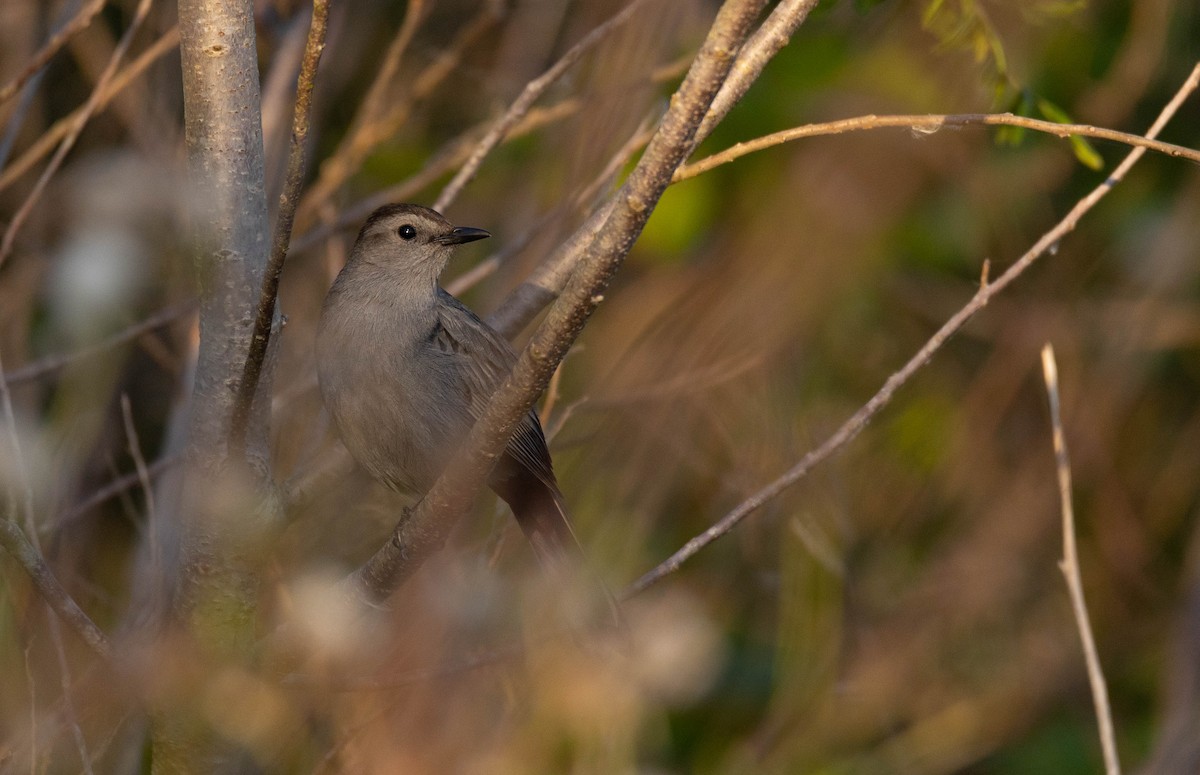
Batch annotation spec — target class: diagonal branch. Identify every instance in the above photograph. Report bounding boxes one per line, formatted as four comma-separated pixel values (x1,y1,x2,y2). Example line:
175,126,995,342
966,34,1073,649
2,301,195,386
0,0,155,271
0,26,179,194
0,0,108,106
0,346,114,663
626,61,1200,597
486,0,817,339
347,0,769,602
433,0,654,212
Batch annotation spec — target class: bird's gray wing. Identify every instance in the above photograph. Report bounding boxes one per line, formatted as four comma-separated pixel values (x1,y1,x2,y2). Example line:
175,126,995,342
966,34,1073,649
432,289,558,489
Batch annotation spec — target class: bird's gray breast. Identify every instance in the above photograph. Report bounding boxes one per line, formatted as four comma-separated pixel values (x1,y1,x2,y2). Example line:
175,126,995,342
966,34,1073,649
316,295,473,494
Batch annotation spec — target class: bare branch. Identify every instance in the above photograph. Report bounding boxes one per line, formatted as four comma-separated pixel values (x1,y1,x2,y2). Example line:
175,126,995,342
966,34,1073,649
676,112,1200,182
2,302,195,386
433,0,654,212
486,0,812,337
1041,344,1121,775
59,453,181,527
347,0,769,603
0,26,180,194
296,4,498,222
0,346,114,662
696,0,820,142
229,0,331,459
0,0,155,271
0,0,108,106
0,518,115,662
626,61,1200,596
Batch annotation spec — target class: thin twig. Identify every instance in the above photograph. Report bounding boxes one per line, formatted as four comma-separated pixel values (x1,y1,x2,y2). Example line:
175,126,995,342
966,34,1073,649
433,0,654,211
47,612,94,774
291,98,582,255
0,26,180,194
58,453,181,527
1041,344,1121,775
0,346,114,662
627,62,1200,596
0,0,108,106
229,0,330,458
486,0,807,337
2,302,195,386
696,0,820,142
676,112,1200,182
0,0,155,271
120,394,157,557
297,3,497,222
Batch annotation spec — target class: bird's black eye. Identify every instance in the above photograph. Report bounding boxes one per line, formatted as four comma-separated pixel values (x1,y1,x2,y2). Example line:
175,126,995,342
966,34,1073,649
398,224,417,240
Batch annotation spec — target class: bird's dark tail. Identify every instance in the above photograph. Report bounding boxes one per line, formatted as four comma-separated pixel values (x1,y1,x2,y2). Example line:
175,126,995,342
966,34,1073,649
493,471,583,577
492,471,621,627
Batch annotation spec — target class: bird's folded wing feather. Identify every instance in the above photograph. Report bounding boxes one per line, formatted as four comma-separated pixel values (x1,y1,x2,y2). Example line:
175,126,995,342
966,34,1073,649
433,290,558,489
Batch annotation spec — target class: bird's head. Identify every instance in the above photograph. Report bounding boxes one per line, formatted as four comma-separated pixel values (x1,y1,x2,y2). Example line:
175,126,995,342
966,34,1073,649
351,203,490,285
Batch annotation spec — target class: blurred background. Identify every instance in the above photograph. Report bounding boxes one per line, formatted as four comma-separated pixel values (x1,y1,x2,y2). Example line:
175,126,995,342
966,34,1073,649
1,0,1199,771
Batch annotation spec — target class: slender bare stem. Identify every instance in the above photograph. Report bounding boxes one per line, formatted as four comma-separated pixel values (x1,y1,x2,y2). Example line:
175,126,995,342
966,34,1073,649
0,0,155,271
2,302,194,386
0,27,180,194
59,453,181,527
676,112,1200,182
0,346,114,662
229,0,330,458
1041,344,1121,775
696,0,820,142
0,0,108,106
433,0,654,211
486,0,815,337
627,62,1200,596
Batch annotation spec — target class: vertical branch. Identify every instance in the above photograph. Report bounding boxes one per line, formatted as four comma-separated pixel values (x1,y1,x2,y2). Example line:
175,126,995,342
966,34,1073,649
176,0,269,462
1041,345,1121,775
228,0,330,459
160,4,273,768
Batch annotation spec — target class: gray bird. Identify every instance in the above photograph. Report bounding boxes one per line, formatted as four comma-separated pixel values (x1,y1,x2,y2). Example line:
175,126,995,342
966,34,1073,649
316,203,584,578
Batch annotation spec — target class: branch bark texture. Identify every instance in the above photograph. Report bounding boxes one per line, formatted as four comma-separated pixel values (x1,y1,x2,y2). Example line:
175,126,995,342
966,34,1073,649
178,0,270,464
160,0,272,768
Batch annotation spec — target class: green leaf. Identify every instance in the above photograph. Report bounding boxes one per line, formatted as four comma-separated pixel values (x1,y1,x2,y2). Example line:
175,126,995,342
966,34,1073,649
996,90,1034,147
1037,98,1105,169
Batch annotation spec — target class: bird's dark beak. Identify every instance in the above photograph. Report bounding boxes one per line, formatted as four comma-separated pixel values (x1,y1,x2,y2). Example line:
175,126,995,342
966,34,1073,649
435,226,490,246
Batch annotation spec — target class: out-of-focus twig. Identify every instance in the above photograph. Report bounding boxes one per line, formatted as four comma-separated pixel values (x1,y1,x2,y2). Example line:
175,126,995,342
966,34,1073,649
0,0,107,106
486,0,812,337
229,0,330,459
1041,344,1121,775
0,346,114,662
0,26,179,194
297,3,499,223
58,453,181,527
0,0,155,271
675,112,1200,182
433,0,654,212
626,62,1200,596
2,301,195,386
